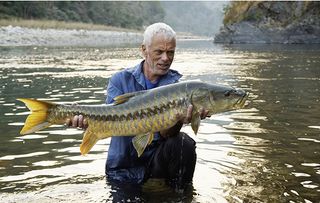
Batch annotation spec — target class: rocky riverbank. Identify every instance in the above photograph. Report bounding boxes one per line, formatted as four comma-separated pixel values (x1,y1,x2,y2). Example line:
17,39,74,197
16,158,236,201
0,25,207,47
214,1,320,44
0,25,143,47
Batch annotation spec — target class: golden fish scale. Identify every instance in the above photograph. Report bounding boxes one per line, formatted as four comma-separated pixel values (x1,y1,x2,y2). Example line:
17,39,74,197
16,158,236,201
86,101,183,138
48,89,187,138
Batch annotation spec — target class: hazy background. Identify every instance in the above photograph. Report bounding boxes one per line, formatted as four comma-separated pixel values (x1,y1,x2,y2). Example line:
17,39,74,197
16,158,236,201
161,1,228,36
0,1,228,37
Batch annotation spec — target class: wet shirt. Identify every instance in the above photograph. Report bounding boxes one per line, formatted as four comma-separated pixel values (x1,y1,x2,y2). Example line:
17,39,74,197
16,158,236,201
145,78,161,141
105,60,182,184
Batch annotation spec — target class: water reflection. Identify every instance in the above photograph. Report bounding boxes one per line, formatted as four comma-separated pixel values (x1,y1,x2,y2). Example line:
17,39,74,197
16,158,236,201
0,42,320,202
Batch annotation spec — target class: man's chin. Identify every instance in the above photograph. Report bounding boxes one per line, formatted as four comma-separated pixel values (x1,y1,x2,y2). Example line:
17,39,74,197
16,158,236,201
157,65,171,71
157,68,170,75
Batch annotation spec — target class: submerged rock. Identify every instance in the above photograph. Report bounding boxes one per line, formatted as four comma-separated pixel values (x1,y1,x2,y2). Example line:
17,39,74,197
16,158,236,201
214,1,320,44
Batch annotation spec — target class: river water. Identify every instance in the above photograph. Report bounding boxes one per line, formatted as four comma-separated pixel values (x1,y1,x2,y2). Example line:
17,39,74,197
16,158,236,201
0,41,319,202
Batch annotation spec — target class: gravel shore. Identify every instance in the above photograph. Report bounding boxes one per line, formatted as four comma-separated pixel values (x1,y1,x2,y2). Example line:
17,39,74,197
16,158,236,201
0,25,143,47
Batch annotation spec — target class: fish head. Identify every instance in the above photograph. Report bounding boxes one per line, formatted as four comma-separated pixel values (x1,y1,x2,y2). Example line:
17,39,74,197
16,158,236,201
195,84,248,115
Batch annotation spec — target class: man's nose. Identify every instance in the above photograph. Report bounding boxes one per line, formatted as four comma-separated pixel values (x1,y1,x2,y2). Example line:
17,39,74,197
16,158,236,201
160,52,169,61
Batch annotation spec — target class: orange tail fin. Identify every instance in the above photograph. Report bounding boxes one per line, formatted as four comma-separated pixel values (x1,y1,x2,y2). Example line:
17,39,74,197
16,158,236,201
17,98,56,135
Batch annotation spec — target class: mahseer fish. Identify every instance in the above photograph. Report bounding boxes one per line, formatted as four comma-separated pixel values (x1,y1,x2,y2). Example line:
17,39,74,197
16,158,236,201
17,81,248,157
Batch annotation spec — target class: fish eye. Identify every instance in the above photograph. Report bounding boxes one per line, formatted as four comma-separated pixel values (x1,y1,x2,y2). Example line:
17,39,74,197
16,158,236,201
224,91,231,97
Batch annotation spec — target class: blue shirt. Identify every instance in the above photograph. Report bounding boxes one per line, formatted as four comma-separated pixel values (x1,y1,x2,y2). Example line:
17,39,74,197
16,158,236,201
105,60,182,184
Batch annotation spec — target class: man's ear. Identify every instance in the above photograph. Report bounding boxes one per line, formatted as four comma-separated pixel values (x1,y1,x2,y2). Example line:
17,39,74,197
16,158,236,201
141,44,147,58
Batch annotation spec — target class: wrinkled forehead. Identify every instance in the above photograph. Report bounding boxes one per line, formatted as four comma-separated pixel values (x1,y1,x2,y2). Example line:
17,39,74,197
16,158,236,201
148,33,176,49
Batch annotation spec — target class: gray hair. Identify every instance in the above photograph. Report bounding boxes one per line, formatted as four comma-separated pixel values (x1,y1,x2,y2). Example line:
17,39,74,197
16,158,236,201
143,22,176,46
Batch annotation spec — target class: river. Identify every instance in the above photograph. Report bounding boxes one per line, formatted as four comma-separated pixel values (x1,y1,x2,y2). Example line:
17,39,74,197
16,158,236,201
0,41,319,202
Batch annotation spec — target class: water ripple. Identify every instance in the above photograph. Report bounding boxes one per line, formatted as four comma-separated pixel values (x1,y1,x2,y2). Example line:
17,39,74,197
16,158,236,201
298,138,320,143
0,151,49,161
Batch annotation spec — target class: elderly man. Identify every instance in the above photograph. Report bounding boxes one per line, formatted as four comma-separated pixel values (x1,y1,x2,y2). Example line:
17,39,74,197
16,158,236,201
69,22,208,189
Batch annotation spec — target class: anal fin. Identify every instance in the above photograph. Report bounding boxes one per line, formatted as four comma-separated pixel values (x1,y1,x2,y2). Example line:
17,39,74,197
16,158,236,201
80,128,99,155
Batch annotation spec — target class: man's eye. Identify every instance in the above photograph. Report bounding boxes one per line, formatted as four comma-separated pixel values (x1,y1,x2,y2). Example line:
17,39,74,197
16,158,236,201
168,51,175,56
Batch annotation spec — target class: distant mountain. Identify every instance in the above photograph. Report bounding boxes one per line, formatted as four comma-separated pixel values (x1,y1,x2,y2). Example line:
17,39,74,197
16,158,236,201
214,1,320,44
161,1,228,37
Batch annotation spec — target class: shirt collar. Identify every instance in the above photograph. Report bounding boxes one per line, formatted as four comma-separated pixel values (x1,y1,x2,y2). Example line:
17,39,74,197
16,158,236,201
132,60,146,89
132,60,182,89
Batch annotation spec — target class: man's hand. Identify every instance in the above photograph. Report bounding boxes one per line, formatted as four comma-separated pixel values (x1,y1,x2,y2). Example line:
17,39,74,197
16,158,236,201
181,105,210,124
160,105,210,138
65,115,88,129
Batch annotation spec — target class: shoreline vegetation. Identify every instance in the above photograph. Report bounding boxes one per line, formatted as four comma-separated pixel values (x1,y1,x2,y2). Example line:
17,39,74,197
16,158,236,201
0,2,164,30
0,18,140,32
0,19,208,47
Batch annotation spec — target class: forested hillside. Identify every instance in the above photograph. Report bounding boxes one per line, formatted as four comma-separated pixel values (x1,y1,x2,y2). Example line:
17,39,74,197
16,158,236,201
0,1,164,30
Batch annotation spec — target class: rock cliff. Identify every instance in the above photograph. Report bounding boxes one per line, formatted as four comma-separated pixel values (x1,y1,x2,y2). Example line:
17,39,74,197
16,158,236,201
214,1,320,44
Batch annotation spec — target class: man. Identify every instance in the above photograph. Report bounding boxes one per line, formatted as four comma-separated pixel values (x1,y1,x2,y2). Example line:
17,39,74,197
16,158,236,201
68,22,208,189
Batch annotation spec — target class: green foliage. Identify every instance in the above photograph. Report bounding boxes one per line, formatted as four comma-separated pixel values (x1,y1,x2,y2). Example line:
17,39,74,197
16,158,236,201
222,1,320,26
243,10,263,22
0,1,165,29
223,1,259,25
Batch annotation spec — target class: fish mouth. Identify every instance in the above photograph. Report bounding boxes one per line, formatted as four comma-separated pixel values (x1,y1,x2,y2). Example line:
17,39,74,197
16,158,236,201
235,92,249,108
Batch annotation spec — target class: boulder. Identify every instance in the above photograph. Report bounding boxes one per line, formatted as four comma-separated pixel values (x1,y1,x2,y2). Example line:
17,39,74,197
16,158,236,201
214,1,320,44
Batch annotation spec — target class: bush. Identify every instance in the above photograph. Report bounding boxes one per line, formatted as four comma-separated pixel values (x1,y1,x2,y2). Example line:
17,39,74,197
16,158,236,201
0,1,165,29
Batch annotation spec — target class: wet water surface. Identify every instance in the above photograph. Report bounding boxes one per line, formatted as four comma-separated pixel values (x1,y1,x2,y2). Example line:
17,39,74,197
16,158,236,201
0,41,319,202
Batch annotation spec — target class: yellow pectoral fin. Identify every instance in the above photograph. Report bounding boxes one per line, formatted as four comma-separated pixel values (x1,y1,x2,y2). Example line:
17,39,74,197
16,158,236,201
132,133,153,157
191,111,201,135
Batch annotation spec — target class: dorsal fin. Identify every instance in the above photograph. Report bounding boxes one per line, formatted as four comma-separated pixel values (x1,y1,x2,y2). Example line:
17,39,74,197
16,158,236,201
113,90,147,105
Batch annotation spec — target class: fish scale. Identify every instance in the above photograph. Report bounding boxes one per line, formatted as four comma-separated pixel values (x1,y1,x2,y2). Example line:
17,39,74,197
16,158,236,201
17,81,248,157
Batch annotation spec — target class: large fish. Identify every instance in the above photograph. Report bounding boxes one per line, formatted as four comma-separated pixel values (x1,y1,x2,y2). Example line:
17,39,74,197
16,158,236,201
17,81,248,157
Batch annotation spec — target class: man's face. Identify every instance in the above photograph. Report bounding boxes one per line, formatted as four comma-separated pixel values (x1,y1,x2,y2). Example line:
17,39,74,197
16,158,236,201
142,34,176,79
